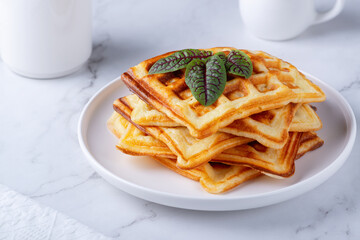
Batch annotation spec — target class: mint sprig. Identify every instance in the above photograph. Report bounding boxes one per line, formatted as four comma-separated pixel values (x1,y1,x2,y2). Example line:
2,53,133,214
148,49,212,74
185,55,227,106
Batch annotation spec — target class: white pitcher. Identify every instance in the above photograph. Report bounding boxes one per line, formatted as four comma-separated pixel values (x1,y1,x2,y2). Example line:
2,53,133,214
0,0,92,78
239,0,346,40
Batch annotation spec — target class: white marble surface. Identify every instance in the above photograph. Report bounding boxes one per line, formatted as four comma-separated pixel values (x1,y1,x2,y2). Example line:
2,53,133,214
0,0,359,239
0,184,109,239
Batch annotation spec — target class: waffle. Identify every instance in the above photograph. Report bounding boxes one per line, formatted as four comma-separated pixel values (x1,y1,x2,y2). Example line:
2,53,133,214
129,94,321,133
128,94,300,149
113,95,252,170
296,131,324,159
154,157,261,194
213,131,324,178
128,94,322,149
109,110,323,162
154,130,321,194
107,110,130,139
214,103,299,149
290,104,322,132
119,94,322,150
213,132,302,178
108,111,259,193
107,112,173,158
110,107,305,177
108,111,323,193
122,47,325,139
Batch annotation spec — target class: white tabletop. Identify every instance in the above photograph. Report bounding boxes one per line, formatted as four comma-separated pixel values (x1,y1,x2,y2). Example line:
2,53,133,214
0,0,359,239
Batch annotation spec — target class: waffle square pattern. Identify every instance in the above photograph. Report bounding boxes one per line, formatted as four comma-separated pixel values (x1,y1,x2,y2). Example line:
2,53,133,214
107,47,325,193
122,47,325,139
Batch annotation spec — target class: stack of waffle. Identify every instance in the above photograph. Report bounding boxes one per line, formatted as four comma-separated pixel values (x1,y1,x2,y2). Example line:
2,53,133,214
107,47,326,194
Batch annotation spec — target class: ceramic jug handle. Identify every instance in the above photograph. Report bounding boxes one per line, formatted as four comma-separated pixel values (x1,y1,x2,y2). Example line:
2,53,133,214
313,0,346,25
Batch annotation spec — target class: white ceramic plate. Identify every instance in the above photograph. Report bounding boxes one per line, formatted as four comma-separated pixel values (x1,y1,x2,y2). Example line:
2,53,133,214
78,72,356,211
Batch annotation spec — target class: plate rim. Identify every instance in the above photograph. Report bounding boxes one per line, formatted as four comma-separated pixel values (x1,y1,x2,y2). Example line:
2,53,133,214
77,71,357,210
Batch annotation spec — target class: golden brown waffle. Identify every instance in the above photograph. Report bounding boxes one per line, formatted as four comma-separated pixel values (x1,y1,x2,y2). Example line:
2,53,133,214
128,94,322,149
113,95,252,170
214,131,324,178
109,110,323,162
153,131,322,193
110,108,309,177
290,104,322,132
115,95,321,149
296,131,324,159
122,47,325,139
112,97,307,176
107,111,323,193
130,95,181,127
129,94,322,134
217,103,299,149
127,94,299,149
154,157,261,194
108,110,259,193
107,110,130,139
107,112,173,158
213,132,302,178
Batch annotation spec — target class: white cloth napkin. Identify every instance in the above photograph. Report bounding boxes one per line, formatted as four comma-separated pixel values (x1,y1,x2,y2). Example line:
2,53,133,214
0,184,110,240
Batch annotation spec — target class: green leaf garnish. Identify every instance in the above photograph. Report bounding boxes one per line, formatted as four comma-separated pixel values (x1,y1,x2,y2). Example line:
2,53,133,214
185,55,227,106
206,52,226,63
148,49,212,74
225,50,253,78
147,48,253,106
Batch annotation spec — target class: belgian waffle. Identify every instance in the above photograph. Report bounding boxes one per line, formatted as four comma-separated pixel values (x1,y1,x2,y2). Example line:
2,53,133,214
107,111,324,193
116,94,322,151
113,95,252,170
128,94,300,149
110,108,306,177
213,132,302,178
108,112,173,158
129,94,321,133
122,47,325,138
154,157,261,194
296,131,324,159
109,110,323,163
290,104,322,132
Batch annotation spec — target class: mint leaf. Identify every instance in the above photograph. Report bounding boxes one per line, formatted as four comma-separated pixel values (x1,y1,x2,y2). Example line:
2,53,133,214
185,55,227,106
226,50,253,78
148,49,212,74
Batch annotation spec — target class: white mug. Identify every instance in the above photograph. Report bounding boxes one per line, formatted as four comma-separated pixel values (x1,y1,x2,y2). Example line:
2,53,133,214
0,0,92,78
239,0,346,40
